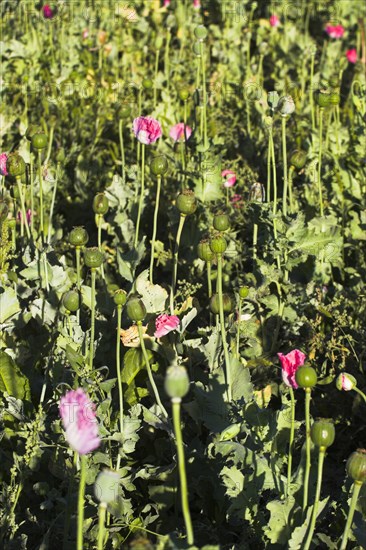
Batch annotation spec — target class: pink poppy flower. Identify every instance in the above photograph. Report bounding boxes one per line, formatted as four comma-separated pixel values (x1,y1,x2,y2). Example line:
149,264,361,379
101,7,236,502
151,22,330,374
269,14,280,27
59,389,101,455
42,4,54,19
0,153,8,176
325,24,345,39
336,372,356,391
154,314,180,338
82,28,89,40
346,48,357,63
222,169,236,188
169,122,192,142
193,0,201,8
278,349,306,389
164,0,171,6
17,209,33,225
133,116,162,145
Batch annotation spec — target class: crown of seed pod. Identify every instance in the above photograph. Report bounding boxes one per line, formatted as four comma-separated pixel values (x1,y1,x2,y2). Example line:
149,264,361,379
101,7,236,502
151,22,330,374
210,232,227,255
165,364,190,399
31,132,48,150
69,226,89,247
94,470,120,504
346,449,366,484
113,289,127,307
150,155,169,176
6,153,26,177
210,293,235,315
126,294,146,322
62,289,81,313
310,418,335,449
197,238,215,262
315,89,331,108
290,149,307,170
213,212,230,232
93,193,109,215
178,87,190,101
0,201,9,222
176,190,197,215
84,247,104,269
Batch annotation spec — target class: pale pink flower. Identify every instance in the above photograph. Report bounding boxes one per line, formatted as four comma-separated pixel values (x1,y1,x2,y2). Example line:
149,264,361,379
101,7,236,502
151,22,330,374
59,389,101,455
336,373,356,391
346,48,357,63
325,24,345,39
164,0,171,6
154,314,180,338
193,0,201,8
42,4,54,19
82,28,89,40
269,14,280,27
133,116,162,145
17,209,32,225
0,153,8,176
169,122,192,142
278,349,306,389
222,169,236,188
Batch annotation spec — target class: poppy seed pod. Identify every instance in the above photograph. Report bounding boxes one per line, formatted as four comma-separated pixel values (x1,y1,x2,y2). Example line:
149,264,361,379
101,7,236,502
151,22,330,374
315,89,331,108
150,155,169,176
31,133,48,150
165,364,190,399
113,289,127,307
94,470,120,504
290,149,307,170
62,290,81,313
210,233,227,255
119,103,131,119
6,153,26,177
176,190,197,215
69,226,89,247
346,449,366,484
93,193,109,215
213,213,230,232
310,418,335,449
295,365,318,388
210,293,235,315
126,294,146,322
197,239,215,262
194,25,208,40
83,247,104,269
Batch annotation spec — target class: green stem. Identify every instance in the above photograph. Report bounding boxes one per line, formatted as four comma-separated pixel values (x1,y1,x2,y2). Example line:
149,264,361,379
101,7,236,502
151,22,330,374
89,268,97,372
217,254,232,402
116,305,124,435
150,175,162,284
172,398,194,546
165,30,171,86
97,502,107,550
38,151,44,241
16,177,31,239
62,452,77,550
302,388,312,514
353,386,366,404
76,247,81,291
303,448,326,550
97,215,105,280
318,108,324,217
253,223,258,263
310,53,316,131
199,41,208,149
134,143,145,248
207,261,212,299
47,161,59,245
153,49,160,109
287,387,296,498
137,321,168,418
236,298,242,358
170,214,186,314
119,119,125,182
340,481,363,550
30,153,34,237
267,131,272,202
281,116,288,217
77,454,87,550
44,124,54,165
288,166,294,213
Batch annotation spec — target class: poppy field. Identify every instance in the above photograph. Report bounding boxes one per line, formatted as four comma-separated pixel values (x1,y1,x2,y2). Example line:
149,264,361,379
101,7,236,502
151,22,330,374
1,1,366,548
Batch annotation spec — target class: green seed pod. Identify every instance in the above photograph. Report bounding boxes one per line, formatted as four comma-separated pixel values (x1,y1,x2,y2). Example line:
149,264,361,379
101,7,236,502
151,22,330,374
290,149,307,170
315,89,331,108
84,247,104,269
329,91,340,105
56,147,66,163
113,289,127,307
62,290,81,313
239,286,249,299
25,124,42,141
178,88,190,101
192,41,201,56
8,218,16,230
210,293,234,315
213,213,230,232
6,153,26,177
295,365,318,388
194,25,208,40
155,36,164,50
69,226,89,247
310,418,335,449
278,95,295,116
150,155,169,176
142,78,153,90
0,201,9,222
126,294,146,322
165,364,190,399
210,232,227,255
119,103,131,119
93,193,109,215
197,239,215,262
346,449,366,484
94,470,120,504
176,190,197,215
31,133,48,150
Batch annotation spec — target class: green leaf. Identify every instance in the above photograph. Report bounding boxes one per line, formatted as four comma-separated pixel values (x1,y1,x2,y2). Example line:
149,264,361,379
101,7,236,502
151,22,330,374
121,348,154,386
99,378,117,393
264,497,299,545
0,351,31,400
136,269,168,313
230,356,254,402
65,345,84,374
0,287,20,324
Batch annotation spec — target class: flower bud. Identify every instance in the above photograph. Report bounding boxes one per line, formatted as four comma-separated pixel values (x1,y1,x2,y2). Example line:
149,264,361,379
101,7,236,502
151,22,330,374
84,247,104,269
239,286,249,299
6,153,26,177
194,25,208,40
142,78,153,90
31,133,48,150
0,201,9,222
113,289,127,307
310,418,335,449
210,232,227,255
346,449,366,484
290,149,307,170
69,226,89,247
150,155,169,176
178,88,190,101
213,213,230,232
165,364,190,399
62,290,81,313
192,41,201,56
176,190,197,215
336,372,357,391
295,365,318,388
126,294,146,322
155,36,164,50
278,95,295,116
197,239,215,262
93,193,109,215
94,470,120,504
210,293,234,315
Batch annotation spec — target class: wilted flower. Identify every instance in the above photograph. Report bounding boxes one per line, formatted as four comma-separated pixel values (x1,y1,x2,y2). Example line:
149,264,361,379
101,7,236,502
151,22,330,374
278,95,295,116
222,169,236,188
97,30,107,45
133,116,162,145
169,122,192,142
325,24,345,39
0,153,8,176
336,372,357,391
154,314,180,338
250,182,265,202
269,14,280,27
346,48,357,63
59,389,101,455
120,324,148,347
278,349,306,389
42,4,54,19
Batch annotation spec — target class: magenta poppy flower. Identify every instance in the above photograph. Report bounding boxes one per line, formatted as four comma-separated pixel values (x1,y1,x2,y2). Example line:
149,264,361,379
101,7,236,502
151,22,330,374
0,153,8,176
133,116,162,145
163,0,171,6
193,0,201,8
269,14,280,27
17,209,33,225
346,48,357,63
222,169,236,188
42,4,54,19
59,389,101,455
169,123,192,142
278,349,306,389
154,314,180,338
325,24,345,39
